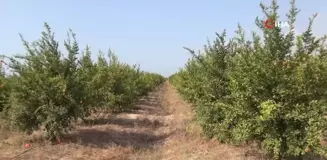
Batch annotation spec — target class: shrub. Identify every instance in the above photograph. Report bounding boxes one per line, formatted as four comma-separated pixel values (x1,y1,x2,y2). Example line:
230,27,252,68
6,24,84,139
1,23,164,140
170,0,327,159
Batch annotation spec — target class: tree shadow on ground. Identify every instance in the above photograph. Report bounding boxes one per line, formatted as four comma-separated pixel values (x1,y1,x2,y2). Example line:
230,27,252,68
137,97,162,106
132,104,167,115
66,87,169,150
125,94,167,115
64,128,172,149
136,100,161,107
82,117,164,128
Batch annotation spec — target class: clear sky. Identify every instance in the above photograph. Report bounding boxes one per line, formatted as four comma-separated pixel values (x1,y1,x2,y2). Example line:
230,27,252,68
1,0,326,77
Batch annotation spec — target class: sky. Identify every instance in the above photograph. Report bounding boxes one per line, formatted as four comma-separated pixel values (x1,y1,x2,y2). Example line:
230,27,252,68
1,0,327,77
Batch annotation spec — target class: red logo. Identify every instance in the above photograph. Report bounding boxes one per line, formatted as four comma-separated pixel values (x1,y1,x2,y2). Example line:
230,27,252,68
265,19,275,29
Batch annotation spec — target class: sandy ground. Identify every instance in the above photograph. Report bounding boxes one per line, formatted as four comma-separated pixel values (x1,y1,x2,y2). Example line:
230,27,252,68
0,82,266,160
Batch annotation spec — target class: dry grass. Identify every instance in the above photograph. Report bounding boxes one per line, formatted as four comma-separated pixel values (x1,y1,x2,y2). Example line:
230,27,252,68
0,82,268,160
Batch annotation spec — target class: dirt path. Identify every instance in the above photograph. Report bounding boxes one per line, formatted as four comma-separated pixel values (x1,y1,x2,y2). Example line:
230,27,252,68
0,82,264,160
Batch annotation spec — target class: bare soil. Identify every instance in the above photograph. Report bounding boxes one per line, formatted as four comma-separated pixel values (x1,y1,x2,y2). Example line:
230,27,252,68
0,82,266,160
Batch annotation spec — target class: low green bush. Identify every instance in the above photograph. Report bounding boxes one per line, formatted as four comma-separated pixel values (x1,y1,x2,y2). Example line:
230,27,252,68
170,0,327,159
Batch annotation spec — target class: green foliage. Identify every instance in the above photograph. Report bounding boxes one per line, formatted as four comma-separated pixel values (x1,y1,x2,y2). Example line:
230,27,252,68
170,0,327,159
0,23,164,140
0,60,10,114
